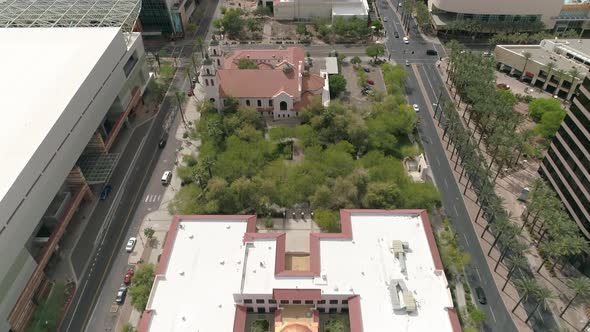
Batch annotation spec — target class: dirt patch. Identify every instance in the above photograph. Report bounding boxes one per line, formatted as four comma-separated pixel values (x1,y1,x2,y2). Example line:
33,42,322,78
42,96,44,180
224,0,258,12
285,253,310,271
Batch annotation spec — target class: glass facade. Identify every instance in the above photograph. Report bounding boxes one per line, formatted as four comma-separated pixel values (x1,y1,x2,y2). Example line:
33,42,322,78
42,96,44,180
540,76,590,237
139,0,174,34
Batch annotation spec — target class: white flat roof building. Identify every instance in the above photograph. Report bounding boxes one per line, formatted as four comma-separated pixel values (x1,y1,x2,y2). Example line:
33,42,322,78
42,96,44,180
0,26,149,331
139,210,460,332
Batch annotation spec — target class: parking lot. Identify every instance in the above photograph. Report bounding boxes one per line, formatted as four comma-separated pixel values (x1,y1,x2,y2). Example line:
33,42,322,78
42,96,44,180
340,59,386,108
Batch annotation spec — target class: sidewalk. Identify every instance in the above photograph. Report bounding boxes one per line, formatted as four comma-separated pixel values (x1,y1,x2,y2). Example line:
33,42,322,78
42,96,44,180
434,60,589,331
113,79,205,332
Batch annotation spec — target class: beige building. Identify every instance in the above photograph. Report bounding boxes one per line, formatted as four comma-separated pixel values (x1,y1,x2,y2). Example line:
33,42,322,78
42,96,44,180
270,0,369,20
494,39,590,100
429,0,563,31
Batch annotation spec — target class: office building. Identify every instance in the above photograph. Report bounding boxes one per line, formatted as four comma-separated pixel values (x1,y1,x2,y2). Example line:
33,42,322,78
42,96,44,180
137,210,460,332
0,1,150,330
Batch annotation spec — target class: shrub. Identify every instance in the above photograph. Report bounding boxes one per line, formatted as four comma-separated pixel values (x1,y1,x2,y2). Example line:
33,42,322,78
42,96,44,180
129,264,155,311
329,74,347,98
528,98,563,122
314,209,341,232
264,217,274,229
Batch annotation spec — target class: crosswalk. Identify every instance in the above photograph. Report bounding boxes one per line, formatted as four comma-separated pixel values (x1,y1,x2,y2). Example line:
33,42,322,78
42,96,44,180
144,194,161,203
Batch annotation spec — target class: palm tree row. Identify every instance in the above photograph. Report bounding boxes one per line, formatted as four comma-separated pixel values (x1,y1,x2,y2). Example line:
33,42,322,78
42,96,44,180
437,41,559,326
523,179,589,275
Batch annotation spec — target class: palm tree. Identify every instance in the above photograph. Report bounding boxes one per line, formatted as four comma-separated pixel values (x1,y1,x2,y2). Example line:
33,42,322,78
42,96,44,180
502,255,528,291
195,36,205,58
521,51,532,80
567,67,582,98
560,277,590,317
525,286,553,324
512,277,540,313
537,240,562,273
543,61,557,90
175,90,189,130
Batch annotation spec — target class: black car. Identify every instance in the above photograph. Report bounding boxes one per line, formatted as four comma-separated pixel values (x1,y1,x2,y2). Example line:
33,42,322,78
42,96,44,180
475,287,487,304
158,135,167,148
394,32,399,38
100,185,112,200
426,49,438,56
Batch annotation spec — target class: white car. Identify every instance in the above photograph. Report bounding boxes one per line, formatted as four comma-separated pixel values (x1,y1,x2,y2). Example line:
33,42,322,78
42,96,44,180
125,237,137,253
412,104,420,112
383,17,388,22
403,37,409,44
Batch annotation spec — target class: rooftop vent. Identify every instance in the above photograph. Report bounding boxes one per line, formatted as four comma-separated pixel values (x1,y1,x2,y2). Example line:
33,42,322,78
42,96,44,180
220,260,225,265
179,271,185,276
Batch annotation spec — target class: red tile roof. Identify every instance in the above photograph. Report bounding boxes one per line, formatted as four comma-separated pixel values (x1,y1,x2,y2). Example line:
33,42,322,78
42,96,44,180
217,47,324,99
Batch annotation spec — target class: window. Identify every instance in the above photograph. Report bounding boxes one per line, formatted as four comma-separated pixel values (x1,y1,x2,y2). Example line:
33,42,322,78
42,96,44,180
329,308,338,313
258,308,265,313
292,300,301,304
205,79,209,86
247,307,254,312
244,299,252,304
207,68,211,75
123,52,139,77
211,80,214,86
213,49,217,55
280,101,287,110
257,100,262,107
256,299,264,304
269,100,273,107
305,300,314,305
217,59,221,66
342,300,348,305
246,100,251,106
318,300,326,304
280,300,289,304
329,300,338,304
269,299,277,304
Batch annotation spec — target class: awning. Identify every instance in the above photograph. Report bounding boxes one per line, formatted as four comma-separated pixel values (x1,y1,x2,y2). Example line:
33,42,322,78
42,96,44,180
77,153,121,184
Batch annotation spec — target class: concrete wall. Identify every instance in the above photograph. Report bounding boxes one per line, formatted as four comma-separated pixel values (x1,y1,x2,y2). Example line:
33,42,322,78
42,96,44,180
0,31,145,330
431,0,563,28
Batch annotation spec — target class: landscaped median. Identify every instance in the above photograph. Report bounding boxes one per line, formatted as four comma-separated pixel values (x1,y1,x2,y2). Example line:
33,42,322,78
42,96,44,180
26,280,75,332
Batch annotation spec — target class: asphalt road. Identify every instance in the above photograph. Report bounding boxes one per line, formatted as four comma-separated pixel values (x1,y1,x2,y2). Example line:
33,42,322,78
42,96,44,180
60,67,189,332
378,1,519,331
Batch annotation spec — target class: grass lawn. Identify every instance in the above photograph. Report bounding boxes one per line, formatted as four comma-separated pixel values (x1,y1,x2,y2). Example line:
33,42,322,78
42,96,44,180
26,281,69,332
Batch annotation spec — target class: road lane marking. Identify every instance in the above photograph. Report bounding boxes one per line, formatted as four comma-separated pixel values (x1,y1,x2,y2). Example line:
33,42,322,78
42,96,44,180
463,233,469,246
443,178,449,189
436,158,441,166
475,267,482,282
490,307,497,322
453,205,459,216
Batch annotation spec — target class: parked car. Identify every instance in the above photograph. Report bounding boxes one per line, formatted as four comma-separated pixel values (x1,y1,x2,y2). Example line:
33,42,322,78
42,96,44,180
125,237,137,253
403,36,409,44
412,104,420,112
123,268,135,285
383,17,388,22
161,171,172,185
367,79,375,85
405,60,410,66
115,286,128,304
475,287,487,304
187,88,194,97
394,32,399,38
363,67,371,73
100,185,112,201
426,49,438,56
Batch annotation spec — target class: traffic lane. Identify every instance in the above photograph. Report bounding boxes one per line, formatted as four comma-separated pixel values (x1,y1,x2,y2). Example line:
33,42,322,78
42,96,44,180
64,114,167,332
86,102,184,332
407,68,517,331
71,122,149,278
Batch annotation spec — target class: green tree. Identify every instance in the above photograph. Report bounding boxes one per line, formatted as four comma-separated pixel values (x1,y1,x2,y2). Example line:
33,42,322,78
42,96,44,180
122,323,136,332
560,277,590,317
535,109,565,139
251,319,270,332
328,74,347,98
143,227,155,240
525,286,553,324
512,277,540,313
315,209,341,232
365,44,385,62
246,18,262,32
469,308,486,328
296,24,309,36
528,98,563,122
521,51,532,79
129,264,155,311
237,58,258,69
324,318,346,332
350,56,362,67
214,8,244,38
371,20,384,32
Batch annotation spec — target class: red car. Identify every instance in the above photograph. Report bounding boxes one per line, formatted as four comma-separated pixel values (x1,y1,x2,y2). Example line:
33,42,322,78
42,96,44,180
123,268,135,285
367,79,375,85
187,89,194,96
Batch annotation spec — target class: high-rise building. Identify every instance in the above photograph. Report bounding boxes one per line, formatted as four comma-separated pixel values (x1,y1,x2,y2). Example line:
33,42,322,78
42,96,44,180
139,0,197,37
539,73,590,239
0,1,150,330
